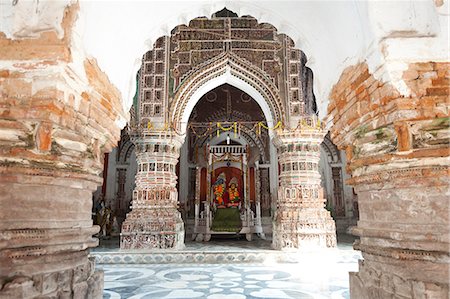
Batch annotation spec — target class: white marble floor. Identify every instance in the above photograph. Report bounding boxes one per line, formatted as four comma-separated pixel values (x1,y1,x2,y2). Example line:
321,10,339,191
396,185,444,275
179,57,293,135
100,246,361,299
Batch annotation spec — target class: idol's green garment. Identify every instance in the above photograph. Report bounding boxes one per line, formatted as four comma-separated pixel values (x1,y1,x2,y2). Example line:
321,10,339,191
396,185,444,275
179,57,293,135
211,208,241,232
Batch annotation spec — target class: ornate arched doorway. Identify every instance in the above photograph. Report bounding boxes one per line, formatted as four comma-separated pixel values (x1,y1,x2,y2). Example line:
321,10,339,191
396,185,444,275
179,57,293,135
120,8,336,250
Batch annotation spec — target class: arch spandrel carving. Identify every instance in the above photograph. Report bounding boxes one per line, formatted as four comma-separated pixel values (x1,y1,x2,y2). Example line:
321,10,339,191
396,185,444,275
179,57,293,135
171,52,285,130
135,8,318,131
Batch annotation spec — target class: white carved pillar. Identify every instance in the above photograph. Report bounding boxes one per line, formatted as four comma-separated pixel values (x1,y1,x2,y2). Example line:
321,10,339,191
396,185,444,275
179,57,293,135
272,118,336,250
194,167,201,230
120,132,185,250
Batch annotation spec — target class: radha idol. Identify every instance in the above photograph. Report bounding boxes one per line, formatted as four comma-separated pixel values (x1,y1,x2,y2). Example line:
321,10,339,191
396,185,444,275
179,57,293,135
227,177,240,207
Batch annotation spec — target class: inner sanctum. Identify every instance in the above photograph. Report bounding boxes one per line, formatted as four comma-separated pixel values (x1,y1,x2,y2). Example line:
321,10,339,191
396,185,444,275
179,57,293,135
99,81,354,249
185,85,271,242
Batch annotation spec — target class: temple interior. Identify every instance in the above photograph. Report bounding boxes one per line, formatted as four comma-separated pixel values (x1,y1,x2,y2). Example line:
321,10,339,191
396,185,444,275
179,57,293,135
0,1,448,299
97,82,357,243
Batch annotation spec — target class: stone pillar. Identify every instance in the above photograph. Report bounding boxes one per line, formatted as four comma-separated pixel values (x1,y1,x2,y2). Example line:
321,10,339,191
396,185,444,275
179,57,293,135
272,119,337,250
328,62,449,298
120,132,185,250
0,3,126,298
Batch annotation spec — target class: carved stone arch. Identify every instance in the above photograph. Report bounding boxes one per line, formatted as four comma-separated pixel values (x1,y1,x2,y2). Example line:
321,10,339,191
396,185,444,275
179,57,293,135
205,109,254,123
170,52,286,132
123,142,135,164
201,109,269,162
117,139,135,165
235,127,269,163
321,133,340,164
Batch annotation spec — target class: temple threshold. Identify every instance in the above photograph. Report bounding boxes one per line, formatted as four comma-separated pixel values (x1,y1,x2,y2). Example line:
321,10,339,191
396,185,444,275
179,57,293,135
91,235,357,265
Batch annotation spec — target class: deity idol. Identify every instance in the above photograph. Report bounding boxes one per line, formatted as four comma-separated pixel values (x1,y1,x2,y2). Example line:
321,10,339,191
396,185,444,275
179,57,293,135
228,177,240,207
213,172,226,207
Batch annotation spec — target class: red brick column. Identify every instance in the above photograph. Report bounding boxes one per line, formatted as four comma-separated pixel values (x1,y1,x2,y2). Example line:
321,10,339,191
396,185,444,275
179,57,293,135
0,4,126,298
328,62,449,298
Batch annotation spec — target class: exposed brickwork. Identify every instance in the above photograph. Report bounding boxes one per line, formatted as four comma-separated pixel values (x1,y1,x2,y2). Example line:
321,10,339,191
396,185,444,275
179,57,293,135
0,3,126,298
0,2,78,62
327,61,449,298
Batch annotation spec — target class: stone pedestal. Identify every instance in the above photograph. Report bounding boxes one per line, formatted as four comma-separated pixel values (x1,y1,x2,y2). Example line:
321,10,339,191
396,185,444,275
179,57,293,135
0,7,125,296
120,132,185,250
328,62,449,298
272,122,337,250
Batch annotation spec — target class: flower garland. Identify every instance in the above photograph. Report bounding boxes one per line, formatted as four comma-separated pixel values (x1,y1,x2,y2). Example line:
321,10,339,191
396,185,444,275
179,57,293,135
257,121,283,135
216,122,238,137
136,116,323,137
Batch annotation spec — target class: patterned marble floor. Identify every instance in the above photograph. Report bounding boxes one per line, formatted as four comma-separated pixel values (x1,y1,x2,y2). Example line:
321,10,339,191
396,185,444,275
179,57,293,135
100,236,361,299
101,261,357,299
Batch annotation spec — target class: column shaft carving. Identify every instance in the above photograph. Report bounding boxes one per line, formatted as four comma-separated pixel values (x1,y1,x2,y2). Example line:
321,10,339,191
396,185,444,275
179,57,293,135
120,133,185,250
0,4,126,296
272,124,337,250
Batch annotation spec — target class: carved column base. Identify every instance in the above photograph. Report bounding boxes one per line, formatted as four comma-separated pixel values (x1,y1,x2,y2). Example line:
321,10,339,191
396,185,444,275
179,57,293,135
272,202,337,250
273,217,336,250
0,168,108,299
121,208,185,250
350,251,449,299
347,168,450,299
0,250,103,299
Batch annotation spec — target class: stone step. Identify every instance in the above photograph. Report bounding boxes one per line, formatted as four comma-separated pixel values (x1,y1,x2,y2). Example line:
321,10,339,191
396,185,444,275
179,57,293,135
90,247,360,265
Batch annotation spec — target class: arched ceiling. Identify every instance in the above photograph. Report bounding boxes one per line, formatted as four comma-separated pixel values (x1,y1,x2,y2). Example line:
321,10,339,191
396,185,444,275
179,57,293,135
189,84,265,123
1,1,447,119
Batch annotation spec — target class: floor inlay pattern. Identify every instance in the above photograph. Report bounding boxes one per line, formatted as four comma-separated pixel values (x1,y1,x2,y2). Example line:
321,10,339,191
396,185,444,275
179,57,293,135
100,235,360,298
102,257,358,299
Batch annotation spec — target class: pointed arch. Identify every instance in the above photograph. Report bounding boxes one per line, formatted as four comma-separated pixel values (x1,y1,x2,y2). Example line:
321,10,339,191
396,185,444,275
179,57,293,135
170,52,286,134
